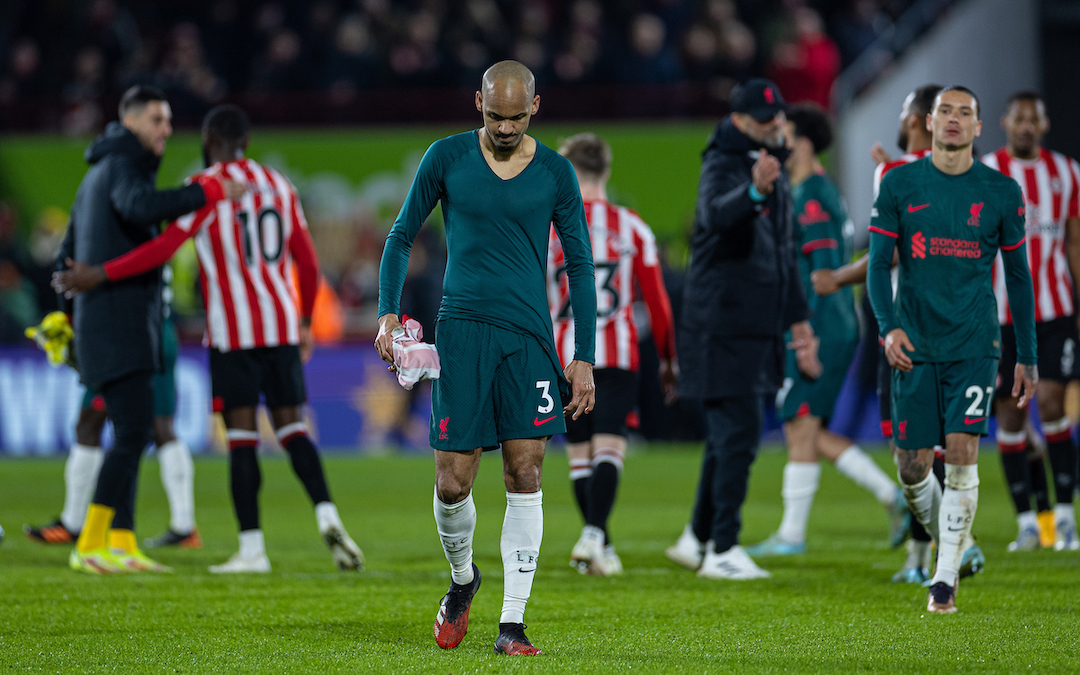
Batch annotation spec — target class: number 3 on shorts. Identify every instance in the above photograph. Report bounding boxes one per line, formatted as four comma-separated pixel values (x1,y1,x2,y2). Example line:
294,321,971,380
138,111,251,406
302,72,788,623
536,380,554,414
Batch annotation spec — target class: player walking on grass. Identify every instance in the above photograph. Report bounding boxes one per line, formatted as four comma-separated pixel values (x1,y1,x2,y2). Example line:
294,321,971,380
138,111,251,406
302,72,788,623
54,85,242,574
868,86,1037,614
983,92,1080,552
376,61,596,656
54,104,364,574
812,84,986,584
547,133,678,576
26,270,199,550
745,104,908,558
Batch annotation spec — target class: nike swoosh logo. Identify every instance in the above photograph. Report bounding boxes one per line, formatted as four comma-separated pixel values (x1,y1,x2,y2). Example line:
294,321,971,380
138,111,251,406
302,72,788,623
908,203,930,212
534,415,557,426
964,416,985,424
518,567,536,573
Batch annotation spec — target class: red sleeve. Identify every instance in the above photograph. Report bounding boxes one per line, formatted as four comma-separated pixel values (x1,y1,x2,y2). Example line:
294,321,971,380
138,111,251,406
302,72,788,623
103,222,194,281
1069,159,1080,219
632,234,677,363
289,224,319,319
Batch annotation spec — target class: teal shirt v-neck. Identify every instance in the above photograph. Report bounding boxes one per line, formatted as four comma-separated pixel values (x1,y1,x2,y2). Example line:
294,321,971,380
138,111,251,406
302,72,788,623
380,130,597,364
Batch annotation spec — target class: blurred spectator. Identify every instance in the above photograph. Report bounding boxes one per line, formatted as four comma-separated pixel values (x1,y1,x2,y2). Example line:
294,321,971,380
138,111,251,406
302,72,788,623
62,47,108,135
766,8,840,110
158,23,227,118
325,14,381,98
832,0,893,67
0,38,44,104
252,30,309,92
621,14,683,84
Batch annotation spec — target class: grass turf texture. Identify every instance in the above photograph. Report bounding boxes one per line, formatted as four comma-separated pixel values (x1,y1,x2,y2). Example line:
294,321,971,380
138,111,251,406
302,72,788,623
1,443,1078,673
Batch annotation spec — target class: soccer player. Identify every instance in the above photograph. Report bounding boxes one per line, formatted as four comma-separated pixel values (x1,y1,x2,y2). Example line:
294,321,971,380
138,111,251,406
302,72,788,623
55,85,240,574
547,133,678,576
745,104,907,557
25,270,199,549
812,84,964,583
983,92,1080,552
868,86,1037,613
375,61,596,655
54,104,364,574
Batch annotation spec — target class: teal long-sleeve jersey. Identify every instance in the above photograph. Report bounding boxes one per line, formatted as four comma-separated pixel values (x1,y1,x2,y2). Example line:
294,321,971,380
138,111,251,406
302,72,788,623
379,130,597,364
867,156,1036,365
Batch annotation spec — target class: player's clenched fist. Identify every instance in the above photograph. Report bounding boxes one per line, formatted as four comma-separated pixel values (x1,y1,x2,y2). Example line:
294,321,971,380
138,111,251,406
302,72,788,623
375,313,401,371
752,148,781,195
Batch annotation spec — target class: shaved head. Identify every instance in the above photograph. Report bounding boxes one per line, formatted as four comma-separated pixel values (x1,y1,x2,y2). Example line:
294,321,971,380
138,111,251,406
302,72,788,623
481,60,536,99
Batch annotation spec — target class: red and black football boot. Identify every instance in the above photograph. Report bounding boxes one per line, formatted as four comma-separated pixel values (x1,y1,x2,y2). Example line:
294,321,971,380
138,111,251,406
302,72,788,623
433,563,481,649
23,519,78,544
494,623,542,655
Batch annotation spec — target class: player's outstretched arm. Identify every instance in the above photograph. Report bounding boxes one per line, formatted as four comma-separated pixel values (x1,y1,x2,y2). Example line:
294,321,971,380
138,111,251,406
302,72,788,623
812,253,867,296
563,360,595,420
52,222,193,297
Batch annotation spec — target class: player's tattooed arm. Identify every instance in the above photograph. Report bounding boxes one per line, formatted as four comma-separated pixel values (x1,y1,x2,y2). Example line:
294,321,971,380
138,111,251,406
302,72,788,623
1012,363,1039,409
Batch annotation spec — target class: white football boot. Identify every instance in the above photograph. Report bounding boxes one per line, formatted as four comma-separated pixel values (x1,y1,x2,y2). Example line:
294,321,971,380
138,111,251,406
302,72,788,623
209,552,272,574
665,524,705,570
323,526,365,570
569,525,604,573
697,544,772,580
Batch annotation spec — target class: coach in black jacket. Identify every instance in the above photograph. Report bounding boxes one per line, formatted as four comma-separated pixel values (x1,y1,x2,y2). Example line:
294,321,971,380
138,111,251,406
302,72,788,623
57,85,235,568
666,80,822,580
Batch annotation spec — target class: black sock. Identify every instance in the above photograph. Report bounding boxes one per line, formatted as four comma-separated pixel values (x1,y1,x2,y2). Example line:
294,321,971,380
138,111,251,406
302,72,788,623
229,445,261,531
585,461,620,540
1047,434,1077,504
910,514,932,542
572,476,590,523
1000,449,1033,515
1030,455,1052,512
283,434,332,505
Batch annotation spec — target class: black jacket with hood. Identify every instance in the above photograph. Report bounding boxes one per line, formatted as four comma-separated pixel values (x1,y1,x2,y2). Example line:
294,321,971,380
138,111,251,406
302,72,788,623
59,121,207,388
679,117,809,399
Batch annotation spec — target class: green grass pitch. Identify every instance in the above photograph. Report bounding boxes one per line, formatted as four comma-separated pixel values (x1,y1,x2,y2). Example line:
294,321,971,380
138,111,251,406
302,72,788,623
1,443,1078,673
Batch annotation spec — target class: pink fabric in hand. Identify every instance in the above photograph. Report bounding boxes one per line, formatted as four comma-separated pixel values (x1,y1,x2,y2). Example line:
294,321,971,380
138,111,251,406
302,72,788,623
391,315,441,390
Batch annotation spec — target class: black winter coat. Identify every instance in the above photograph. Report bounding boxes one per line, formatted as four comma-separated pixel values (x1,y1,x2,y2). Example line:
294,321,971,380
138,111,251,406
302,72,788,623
59,122,206,388
679,117,808,399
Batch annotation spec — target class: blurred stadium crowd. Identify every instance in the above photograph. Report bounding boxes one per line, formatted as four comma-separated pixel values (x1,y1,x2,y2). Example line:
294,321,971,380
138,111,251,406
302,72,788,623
0,0,924,343
1,0,921,130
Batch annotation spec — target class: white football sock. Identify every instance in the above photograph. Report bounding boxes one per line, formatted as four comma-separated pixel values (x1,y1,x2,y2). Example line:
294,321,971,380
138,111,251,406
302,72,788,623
834,445,897,505
777,462,820,545
315,501,343,533
157,440,196,534
932,464,979,586
900,469,942,544
903,539,933,570
500,490,543,624
60,444,104,533
239,529,265,558
433,489,476,585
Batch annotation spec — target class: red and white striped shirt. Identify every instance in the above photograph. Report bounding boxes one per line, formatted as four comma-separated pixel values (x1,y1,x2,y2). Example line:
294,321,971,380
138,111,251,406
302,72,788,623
102,158,319,352
873,148,931,198
547,199,676,371
984,147,1080,325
